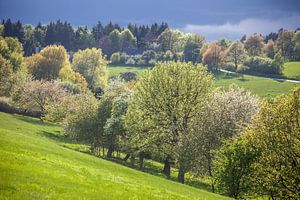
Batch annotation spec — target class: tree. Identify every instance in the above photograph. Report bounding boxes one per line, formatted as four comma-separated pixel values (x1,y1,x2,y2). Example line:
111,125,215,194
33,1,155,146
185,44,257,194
0,55,13,96
125,61,213,183
109,29,121,54
45,20,75,50
23,24,36,56
244,34,264,56
3,19,25,43
61,92,99,151
264,39,276,59
194,86,259,192
25,45,69,80
72,48,107,92
216,37,231,50
183,34,205,63
244,86,300,199
214,137,258,198
0,37,23,71
276,30,294,61
202,43,223,71
0,24,4,36
292,31,300,61
104,92,131,158
73,26,96,51
272,52,284,74
92,21,104,42
224,41,246,69
157,28,181,53
12,79,68,117
33,22,47,48
58,62,88,91
120,29,137,54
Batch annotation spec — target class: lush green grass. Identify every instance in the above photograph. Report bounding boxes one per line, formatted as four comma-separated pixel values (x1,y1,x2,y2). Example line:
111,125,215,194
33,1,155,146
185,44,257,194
108,64,299,99
0,112,230,199
283,62,300,80
214,72,298,99
108,65,151,78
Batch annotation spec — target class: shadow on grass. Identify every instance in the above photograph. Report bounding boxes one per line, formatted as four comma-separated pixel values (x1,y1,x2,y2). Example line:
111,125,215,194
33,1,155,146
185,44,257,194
109,64,152,69
102,156,212,192
12,114,56,127
213,71,242,80
39,129,213,193
237,77,249,82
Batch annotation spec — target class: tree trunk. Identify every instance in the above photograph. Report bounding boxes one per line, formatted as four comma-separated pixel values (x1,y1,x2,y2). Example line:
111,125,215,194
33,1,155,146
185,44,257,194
107,146,113,158
208,156,215,193
139,152,145,171
123,154,130,161
178,168,185,184
163,157,171,177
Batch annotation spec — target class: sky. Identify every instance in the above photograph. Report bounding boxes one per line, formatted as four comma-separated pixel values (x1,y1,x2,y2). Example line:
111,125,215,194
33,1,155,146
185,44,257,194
0,0,300,41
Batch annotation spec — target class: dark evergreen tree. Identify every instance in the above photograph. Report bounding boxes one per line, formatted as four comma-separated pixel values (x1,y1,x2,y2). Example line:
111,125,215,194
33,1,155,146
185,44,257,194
3,19,25,43
92,21,104,42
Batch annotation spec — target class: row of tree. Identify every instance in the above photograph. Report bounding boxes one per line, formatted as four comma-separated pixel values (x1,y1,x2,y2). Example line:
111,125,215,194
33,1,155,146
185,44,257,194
40,61,298,199
2,19,300,65
1,19,168,56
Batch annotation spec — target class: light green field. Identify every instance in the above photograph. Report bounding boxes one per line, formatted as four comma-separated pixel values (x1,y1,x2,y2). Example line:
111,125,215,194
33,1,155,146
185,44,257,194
283,62,300,80
108,64,299,99
0,112,230,200
214,72,298,99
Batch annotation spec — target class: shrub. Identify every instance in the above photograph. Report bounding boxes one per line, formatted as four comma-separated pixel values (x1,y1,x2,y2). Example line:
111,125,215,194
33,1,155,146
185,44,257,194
221,62,236,71
119,72,137,82
0,97,41,117
110,52,121,64
142,50,156,63
59,81,82,94
125,57,135,65
136,58,146,65
243,56,282,75
148,59,156,66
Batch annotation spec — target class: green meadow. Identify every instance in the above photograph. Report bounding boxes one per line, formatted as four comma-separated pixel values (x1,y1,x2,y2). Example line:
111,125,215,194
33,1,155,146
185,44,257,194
108,63,300,99
283,62,300,80
0,112,230,200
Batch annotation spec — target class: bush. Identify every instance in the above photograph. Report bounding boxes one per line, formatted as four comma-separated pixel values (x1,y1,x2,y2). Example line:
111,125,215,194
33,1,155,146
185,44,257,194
119,52,128,64
0,97,41,117
136,58,146,65
119,72,137,82
221,62,236,71
110,52,121,64
148,59,156,66
243,56,282,75
0,97,15,113
142,50,156,63
59,81,82,94
125,57,135,65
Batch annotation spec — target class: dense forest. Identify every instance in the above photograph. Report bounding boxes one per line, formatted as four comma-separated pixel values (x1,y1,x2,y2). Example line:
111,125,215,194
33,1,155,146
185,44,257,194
2,19,300,74
0,18,300,199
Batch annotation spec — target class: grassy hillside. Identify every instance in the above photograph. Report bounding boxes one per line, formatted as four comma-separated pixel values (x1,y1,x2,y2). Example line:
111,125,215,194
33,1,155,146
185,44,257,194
283,62,300,80
0,112,230,200
108,64,299,98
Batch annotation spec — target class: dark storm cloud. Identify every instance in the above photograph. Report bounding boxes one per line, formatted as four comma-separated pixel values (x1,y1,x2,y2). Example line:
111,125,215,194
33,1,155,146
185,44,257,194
1,0,299,40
